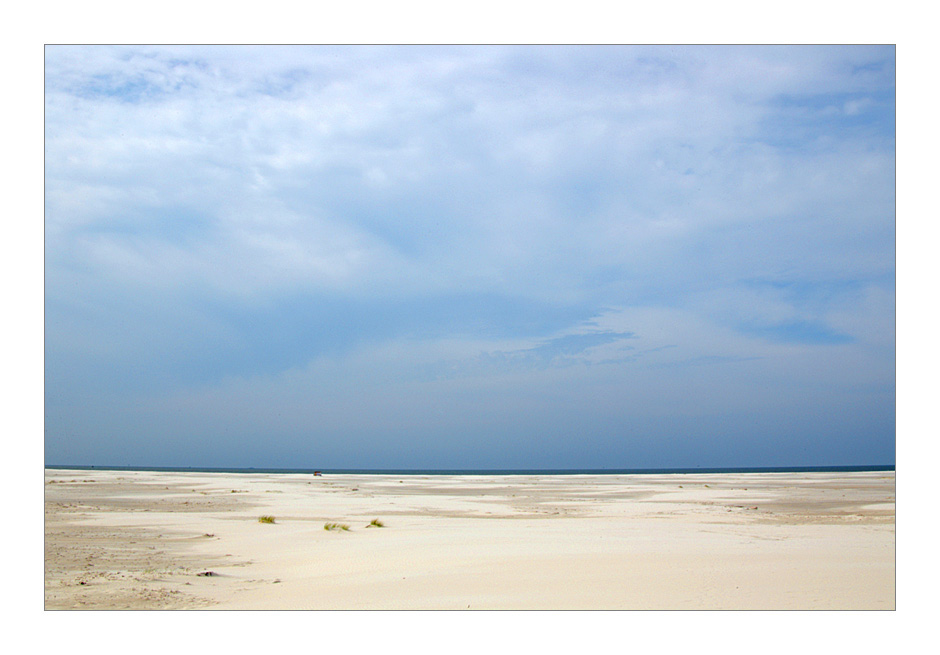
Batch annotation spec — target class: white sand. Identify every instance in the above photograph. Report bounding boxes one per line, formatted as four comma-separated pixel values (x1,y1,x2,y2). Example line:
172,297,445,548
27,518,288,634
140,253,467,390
45,469,894,609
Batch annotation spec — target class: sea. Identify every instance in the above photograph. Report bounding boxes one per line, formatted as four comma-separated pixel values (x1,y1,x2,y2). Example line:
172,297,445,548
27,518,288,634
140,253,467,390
44,464,894,476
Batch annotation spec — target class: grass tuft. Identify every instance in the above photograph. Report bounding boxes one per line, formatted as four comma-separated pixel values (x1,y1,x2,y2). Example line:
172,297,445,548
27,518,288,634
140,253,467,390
258,515,276,524
366,518,385,528
324,522,350,531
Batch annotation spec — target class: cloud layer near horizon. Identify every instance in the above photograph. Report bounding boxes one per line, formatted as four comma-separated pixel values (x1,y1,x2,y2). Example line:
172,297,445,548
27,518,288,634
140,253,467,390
45,46,895,468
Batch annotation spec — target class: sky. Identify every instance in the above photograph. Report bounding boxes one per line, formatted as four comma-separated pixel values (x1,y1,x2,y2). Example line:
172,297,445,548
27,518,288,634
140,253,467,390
43,45,895,469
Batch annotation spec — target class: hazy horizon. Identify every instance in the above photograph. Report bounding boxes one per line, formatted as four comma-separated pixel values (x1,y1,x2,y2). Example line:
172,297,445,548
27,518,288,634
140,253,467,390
44,45,895,469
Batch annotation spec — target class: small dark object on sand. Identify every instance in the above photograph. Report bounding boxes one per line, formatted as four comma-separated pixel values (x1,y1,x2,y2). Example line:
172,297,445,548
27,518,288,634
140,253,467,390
197,571,216,577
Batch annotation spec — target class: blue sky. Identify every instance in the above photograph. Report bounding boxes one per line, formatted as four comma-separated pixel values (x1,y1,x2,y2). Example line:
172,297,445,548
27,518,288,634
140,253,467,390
44,45,895,468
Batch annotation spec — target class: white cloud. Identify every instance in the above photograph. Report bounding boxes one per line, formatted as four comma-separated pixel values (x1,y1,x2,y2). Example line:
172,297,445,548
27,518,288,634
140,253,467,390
45,46,894,301
44,46,895,467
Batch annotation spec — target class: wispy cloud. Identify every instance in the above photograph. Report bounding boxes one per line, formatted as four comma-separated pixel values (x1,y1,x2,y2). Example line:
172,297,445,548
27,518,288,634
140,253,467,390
44,46,895,468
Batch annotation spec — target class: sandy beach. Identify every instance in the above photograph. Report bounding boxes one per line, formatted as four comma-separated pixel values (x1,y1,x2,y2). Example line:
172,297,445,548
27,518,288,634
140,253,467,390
44,468,895,610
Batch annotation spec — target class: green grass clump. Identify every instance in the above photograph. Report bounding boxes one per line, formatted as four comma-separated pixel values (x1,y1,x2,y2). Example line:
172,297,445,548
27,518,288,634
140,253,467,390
258,515,276,524
366,518,385,528
324,522,350,531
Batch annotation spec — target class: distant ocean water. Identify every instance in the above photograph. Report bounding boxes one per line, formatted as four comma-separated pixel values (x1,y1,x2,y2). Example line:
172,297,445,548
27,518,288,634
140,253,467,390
45,464,894,475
